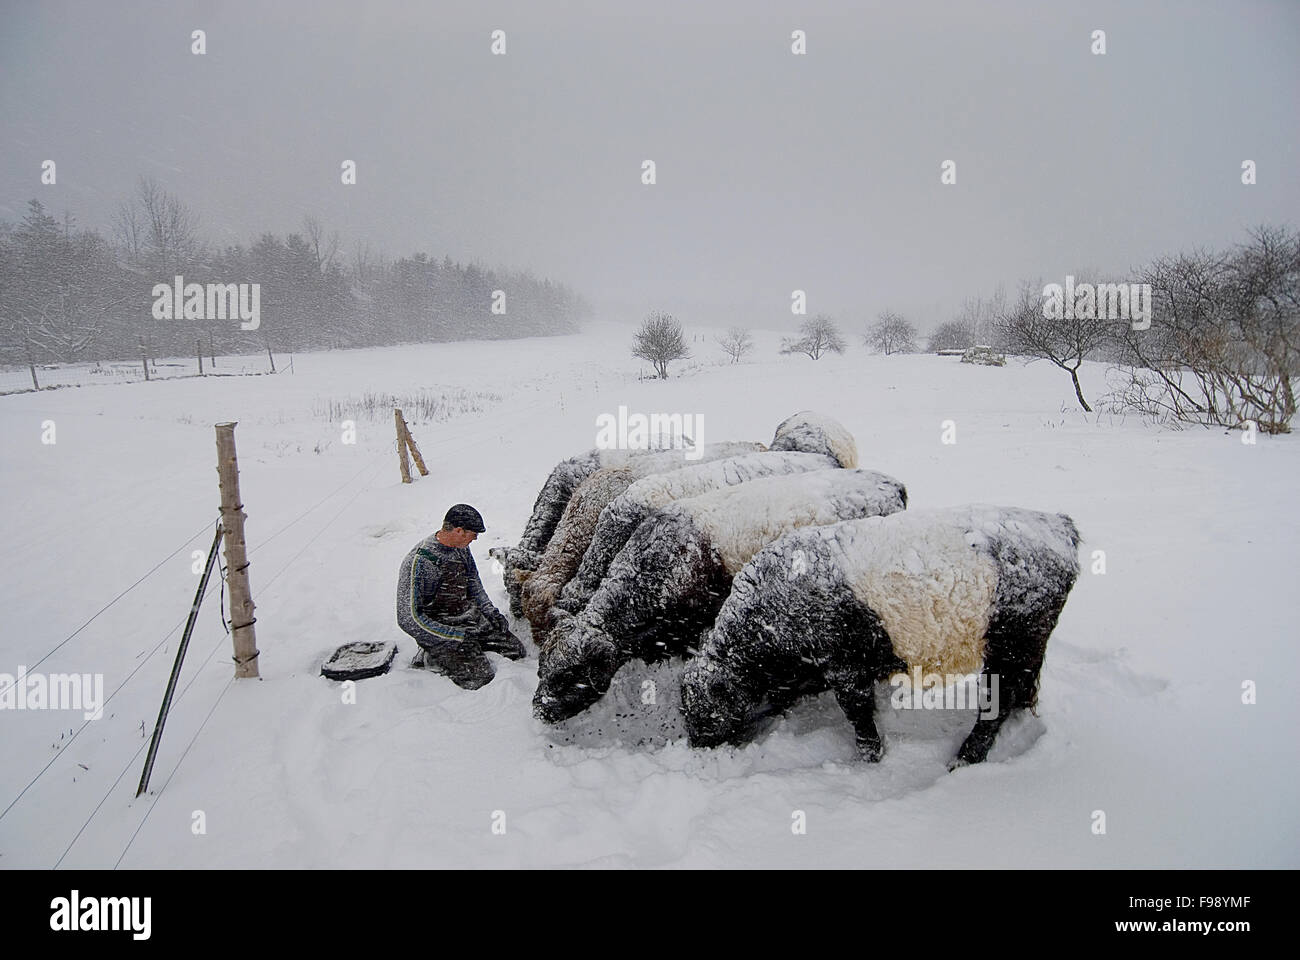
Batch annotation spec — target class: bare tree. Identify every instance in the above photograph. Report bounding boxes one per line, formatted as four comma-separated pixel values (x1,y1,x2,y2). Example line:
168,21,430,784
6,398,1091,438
1109,226,1298,433
304,214,340,273
716,326,754,363
349,240,389,287
1223,225,1298,431
632,311,690,379
112,198,145,266
926,320,975,353
952,285,1008,348
132,176,200,275
780,314,846,360
995,280,1119,411
864,310,918,354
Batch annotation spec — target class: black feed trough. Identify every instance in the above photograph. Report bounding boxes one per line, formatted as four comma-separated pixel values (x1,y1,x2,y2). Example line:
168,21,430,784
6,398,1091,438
321,640,398,681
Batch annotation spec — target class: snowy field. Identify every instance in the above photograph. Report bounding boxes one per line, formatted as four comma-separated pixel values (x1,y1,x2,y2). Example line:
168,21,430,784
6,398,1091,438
1,321,1296,869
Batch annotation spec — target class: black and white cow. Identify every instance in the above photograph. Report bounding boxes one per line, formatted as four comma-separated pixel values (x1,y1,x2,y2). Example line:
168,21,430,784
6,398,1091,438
533,468,907,723
680,505,1081,767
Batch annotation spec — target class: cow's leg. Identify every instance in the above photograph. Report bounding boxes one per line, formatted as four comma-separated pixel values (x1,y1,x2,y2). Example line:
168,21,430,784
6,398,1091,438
953,597,1066,768
827,664,885,761
825,603,904,762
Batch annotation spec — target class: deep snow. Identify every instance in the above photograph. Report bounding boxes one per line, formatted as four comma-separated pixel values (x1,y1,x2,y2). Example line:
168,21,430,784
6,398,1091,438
0,322,1296,868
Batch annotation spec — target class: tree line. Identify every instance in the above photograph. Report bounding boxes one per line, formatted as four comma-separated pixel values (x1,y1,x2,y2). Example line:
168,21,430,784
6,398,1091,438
0,177,592,367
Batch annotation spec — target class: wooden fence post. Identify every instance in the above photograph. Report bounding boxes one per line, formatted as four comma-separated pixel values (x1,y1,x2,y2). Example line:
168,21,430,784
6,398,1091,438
394,409,428,483
395,409,412,483
403,414,428,477
215,422,260,678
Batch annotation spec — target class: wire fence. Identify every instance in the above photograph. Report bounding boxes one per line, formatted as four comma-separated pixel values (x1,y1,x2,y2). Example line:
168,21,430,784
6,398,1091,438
0,351,292,395
5,394,555,867
0,445,389,861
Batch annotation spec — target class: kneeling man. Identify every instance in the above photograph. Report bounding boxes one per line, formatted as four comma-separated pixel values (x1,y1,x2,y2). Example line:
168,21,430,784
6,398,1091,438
396,503,526,689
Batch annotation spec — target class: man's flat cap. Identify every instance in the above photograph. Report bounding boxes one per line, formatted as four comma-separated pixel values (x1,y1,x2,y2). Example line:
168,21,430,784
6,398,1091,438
444,503,486,532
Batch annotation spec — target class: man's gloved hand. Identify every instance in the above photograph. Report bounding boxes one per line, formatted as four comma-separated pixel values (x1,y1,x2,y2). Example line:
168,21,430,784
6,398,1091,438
481,610,528,661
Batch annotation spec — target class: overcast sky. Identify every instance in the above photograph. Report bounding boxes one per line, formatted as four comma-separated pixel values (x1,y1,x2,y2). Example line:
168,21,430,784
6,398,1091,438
2,0,1296,332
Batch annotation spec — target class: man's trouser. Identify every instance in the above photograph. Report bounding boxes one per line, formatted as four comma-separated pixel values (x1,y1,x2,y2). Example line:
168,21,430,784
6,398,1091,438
414,611,524,690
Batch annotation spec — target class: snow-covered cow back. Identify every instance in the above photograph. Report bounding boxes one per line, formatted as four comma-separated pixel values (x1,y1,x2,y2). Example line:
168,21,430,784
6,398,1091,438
558,450,840,616
829,515,998,676
770,410,858,469
517,441,765,639
676,468,904,575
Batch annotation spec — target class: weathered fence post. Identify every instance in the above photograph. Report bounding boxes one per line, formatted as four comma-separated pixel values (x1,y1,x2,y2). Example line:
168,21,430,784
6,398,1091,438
395,409,412,483
140,340,150,382
215,422,260,678
403,413,427,477
394,409,428,483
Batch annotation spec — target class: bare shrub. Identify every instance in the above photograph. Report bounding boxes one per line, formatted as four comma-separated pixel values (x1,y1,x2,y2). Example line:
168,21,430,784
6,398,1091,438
780,314,846,360
632,312,690,379
926,320,975,353
1106,226,1298,434
864,311,918,354
716,326,754,363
